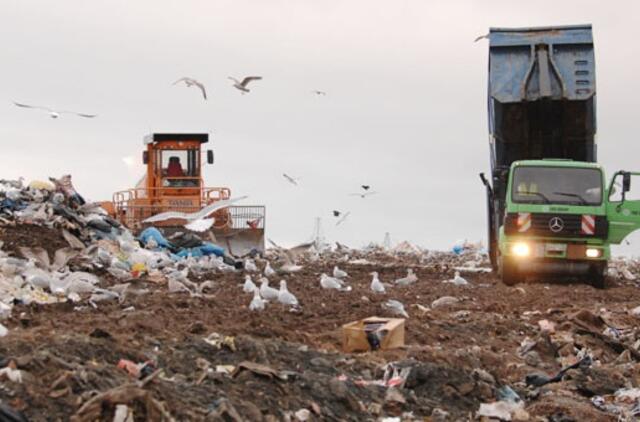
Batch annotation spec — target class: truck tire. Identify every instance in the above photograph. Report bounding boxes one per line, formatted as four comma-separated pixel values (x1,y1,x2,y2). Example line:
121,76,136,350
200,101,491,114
588,262,607,289
500,256,522,286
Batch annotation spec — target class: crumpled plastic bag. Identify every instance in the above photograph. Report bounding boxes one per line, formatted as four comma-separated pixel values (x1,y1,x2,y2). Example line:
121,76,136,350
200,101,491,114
28,180,55,191
64,272,99,294
90,288,120,302
23,268,53,290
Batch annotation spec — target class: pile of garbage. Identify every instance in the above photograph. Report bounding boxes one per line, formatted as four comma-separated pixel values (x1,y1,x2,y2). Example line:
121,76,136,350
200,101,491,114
0,176,241,332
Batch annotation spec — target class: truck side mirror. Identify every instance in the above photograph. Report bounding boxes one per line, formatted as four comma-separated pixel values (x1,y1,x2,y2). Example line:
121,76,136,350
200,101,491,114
479,173,493,197
623,172,631,193
142,151,149,165
207,150,214,164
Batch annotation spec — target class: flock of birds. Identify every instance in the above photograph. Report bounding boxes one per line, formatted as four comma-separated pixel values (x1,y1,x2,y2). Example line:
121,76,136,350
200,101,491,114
12,74,325,118
281,176,378,227
240,257,470,317
12,69,375,233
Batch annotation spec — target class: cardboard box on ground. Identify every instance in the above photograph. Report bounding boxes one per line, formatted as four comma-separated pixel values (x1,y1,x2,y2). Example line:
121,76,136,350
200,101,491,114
342,317,405,353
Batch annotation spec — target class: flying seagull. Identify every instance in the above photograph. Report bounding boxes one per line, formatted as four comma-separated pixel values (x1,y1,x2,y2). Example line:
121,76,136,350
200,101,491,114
361,185,371,191
268,238,314,268
229,76,262,94
143,196,247,232
13,102,97,119
349,191,377,199
173,77,207,100
283,174,299,186
335,211,351,226
312,90,326,96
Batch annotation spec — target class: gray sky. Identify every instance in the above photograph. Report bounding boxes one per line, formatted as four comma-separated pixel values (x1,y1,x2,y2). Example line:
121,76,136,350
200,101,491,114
2,0,640,253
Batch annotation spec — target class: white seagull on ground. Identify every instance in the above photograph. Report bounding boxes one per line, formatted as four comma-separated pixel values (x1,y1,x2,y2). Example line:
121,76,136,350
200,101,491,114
447,271,469,286
384,299,409,318
249,288,266,311
243,275,257,293
244,259,258,273
333,266,349,279
172,77,207,100
395,269,418,286
320,273,351,291
370,272,386,293
264,262,276,277
229,76,262,94
13,101,97,119
259,278,279,301
278,280,299,306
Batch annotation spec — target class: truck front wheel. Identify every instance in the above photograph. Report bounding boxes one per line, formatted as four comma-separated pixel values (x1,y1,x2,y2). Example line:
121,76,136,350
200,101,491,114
500,256,522,286
588,262,607,289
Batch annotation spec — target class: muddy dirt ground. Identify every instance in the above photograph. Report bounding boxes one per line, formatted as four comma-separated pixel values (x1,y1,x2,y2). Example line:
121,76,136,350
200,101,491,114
1,229,640,421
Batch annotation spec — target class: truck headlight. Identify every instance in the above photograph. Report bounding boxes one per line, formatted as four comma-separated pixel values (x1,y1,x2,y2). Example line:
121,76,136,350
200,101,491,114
512,242,530,257
586,248,601,258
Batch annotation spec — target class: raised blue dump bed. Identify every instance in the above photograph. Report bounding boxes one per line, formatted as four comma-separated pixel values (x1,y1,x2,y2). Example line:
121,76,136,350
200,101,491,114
487,25,597,171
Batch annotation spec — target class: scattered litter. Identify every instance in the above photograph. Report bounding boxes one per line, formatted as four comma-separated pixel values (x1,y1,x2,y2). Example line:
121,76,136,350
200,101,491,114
431,296,459,308
203,333,237,351
0,361,22,384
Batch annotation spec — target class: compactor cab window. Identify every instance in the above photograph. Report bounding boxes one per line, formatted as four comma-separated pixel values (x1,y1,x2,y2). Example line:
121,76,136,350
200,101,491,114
159,149,199,187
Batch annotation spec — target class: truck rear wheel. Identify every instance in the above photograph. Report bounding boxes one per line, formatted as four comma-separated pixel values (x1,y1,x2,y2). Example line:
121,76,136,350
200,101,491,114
500,256,522,286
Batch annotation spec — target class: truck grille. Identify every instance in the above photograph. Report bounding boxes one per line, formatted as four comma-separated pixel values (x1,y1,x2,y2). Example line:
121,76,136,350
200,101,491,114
504,213,608,238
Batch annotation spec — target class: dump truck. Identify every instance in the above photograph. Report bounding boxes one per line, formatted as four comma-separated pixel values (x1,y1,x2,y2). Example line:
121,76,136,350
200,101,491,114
480,25,640,287
104,133,265,256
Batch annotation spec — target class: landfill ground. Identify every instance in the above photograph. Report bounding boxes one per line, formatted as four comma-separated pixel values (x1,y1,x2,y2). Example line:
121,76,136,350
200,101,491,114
1,226,640,420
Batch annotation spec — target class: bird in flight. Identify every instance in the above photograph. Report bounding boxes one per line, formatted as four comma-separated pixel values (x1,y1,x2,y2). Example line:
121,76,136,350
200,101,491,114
143,196,247,232
13,102,97,119
474,33,489,42
229,76,262,94
283,174,299,186
173,77,207,100
349,191,377,199
335,211,351,226
361,185,371,191
312,90,326,96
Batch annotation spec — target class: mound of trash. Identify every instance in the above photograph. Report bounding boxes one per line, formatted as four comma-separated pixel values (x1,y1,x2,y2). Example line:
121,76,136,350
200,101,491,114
2,175,640,420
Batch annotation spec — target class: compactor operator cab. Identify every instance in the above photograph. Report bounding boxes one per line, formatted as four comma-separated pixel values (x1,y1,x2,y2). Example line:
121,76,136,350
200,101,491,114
142,133,214,193
110,132,266,256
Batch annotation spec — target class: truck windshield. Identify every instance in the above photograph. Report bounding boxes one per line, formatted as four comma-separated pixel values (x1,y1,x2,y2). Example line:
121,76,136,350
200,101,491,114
512,166,602,206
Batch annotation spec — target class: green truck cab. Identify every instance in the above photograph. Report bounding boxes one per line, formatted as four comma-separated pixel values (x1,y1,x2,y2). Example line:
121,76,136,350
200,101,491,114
498,160,640,287
481,25,640,287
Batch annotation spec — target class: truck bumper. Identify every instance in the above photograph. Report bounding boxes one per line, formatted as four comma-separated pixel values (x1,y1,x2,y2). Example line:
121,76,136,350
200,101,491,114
501,239,608,276
502,239,609,261
514,259,595,275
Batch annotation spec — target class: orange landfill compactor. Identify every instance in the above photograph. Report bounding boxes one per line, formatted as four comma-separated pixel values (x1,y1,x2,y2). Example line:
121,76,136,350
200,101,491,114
102,133,265,256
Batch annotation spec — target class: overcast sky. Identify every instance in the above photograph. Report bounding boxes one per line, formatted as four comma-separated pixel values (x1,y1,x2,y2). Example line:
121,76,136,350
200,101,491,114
2,0,640,253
